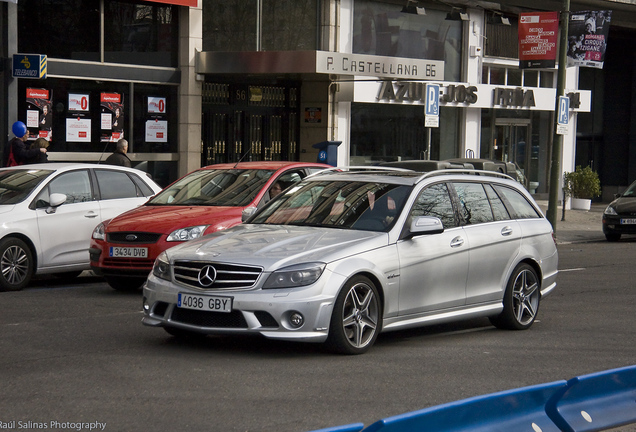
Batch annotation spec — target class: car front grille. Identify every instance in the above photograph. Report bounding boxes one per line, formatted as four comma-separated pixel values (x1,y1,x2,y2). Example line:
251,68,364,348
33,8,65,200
173,261,262,290
107,232,162,244
170,307,248,328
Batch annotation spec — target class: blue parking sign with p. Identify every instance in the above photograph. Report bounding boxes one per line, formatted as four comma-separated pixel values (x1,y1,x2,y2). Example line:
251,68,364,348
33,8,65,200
558,96,569,125
425,84,440,117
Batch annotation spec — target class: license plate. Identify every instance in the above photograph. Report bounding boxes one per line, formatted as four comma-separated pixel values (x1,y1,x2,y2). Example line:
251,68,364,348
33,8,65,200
620,218,636,225
109,246,148,258
178,293,232,313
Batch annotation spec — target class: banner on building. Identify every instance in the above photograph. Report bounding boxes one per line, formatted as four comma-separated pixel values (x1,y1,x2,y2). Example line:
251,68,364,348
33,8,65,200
100,93,124,142
567,11,612,69
518,12,559,69
25,88,52,140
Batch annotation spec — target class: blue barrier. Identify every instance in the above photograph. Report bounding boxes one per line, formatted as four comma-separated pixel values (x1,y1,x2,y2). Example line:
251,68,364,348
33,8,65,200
546,365,636,432
308,366,636,432
359,381,567,432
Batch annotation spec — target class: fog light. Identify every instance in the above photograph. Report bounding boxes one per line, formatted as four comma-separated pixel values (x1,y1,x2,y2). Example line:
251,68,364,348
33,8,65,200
289,312,304,328
143,297,150,313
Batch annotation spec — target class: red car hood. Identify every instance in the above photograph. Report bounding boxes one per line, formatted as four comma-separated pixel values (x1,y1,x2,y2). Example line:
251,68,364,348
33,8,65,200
105,205,244,235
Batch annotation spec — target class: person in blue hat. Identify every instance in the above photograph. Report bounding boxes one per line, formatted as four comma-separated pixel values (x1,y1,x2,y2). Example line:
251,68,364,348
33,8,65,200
3,121,46,166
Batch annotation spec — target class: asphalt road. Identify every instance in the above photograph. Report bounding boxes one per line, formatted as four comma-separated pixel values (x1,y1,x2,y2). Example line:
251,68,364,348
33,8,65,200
1,239,635,432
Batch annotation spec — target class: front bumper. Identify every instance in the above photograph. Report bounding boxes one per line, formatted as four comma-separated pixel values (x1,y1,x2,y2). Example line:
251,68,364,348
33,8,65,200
602,215,636,235
141,271,345,343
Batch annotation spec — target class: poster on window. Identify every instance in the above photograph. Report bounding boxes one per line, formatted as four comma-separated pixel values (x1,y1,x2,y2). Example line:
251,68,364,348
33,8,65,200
25,88,52,140
68,93,90,112
145,120,168,142
66,118,91,142
100,92,124,142
567,11,612,68
518,12,559,69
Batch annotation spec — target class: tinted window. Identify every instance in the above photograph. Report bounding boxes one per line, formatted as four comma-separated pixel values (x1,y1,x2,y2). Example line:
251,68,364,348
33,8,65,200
495,185,541,219
410,183,457,228
485,184,510,221
45,171,93,204
454,183,493,225
95,170,139,200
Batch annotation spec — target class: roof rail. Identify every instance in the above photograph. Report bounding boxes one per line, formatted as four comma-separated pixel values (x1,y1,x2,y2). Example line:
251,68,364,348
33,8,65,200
306,165,412,178
415,168,514,183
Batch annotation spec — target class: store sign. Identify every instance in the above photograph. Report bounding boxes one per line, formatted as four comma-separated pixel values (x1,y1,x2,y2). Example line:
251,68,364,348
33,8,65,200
12,54,47,79
317,52,444,80
493,88,536,107
377,81,478,104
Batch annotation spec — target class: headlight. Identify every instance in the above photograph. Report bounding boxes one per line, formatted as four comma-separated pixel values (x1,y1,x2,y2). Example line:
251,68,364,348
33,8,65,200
167,225,209,242
92,222,105,240
263,263,325,289
604,205,618,216
152,251,171,281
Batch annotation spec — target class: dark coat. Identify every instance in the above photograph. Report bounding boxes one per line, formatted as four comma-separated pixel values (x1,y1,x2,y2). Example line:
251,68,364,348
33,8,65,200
3,137,41,166
104,151,132,167
26,151,49,164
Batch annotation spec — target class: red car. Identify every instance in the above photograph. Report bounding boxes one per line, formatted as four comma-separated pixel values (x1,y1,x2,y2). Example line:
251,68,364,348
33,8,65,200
89,161,330,291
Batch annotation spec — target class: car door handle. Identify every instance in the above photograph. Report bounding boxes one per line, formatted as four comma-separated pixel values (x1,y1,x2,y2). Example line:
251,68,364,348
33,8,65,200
501,226,513,236
450,236,464,248
84,212,99,219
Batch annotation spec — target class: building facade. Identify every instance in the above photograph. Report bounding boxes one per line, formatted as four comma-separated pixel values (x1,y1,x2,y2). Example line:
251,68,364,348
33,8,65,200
3,0,636,198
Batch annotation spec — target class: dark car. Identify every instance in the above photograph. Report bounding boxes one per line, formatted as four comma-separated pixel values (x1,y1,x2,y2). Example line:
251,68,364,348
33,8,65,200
602,179,636,241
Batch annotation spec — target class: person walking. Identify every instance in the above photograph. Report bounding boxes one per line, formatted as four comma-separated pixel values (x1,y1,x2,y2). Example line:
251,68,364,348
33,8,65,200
3,121,46,167
27,137,50,164
104,138,131,167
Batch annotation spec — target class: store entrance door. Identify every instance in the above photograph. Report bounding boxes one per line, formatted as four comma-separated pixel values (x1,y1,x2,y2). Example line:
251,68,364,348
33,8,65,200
494,119,536,192
201,83,300,166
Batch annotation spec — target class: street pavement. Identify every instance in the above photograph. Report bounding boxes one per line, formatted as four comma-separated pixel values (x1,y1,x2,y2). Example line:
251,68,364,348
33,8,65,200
537,200,606,244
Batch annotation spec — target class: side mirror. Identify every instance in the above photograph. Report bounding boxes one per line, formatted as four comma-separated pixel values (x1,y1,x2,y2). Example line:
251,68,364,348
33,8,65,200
46,193,67,214
404,216,444,239
241,206,257,223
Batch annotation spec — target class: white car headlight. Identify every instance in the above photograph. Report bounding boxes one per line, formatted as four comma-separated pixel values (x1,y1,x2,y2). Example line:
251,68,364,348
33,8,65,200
152,251,171,281
92,222,105,240
604,205,618,216
167,225,209,242
263,263,325,289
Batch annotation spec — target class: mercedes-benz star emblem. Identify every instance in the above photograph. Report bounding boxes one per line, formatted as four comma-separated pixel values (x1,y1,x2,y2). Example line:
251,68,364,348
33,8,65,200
197,265,217,287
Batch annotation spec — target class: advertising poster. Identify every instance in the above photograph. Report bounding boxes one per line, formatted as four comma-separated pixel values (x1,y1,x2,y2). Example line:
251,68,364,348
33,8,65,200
567,10,612,68
68,93,90,112
25,88,52,140
145,96,167,143
66,118,91,142
518,12,559,69
100,92,124,142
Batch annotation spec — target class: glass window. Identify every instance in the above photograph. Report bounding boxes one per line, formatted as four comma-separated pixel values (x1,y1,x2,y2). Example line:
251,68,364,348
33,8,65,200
44,170,93,204
410,183,457,228
524,70,539,87
489,67,505,85
540,71,555,88
95,169,139,200
454,182,493,225
0,170,53,205
104,1,178,67
18,0,100,61
484,184,510,221
494,185,541,219
485,17,519,59
261,0,318,50
203,0,257,51
507,69,522,86
352,0,463,81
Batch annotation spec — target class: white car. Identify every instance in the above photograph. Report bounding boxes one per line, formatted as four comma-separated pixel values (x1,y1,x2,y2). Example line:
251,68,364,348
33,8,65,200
0,163,161,291
142,168,558,354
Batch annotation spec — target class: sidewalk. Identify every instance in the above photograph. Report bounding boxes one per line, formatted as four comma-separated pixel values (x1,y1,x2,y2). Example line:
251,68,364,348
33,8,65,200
536,200,606,244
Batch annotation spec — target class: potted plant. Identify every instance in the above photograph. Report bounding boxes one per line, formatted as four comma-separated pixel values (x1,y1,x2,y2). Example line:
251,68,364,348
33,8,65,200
563,165,601,211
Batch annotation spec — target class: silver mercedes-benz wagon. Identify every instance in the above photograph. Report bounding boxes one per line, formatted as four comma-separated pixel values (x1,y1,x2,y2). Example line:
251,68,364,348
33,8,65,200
142,168,558,354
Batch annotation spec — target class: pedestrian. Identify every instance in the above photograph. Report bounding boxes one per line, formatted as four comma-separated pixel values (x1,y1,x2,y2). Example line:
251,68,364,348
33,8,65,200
3,121,46,167
27,137,50,164
104,138,131,167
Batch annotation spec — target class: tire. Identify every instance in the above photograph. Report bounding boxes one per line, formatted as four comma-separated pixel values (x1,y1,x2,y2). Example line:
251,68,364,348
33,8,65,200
0,237,34,292
327,275,382,355
490,263,540,330
605,232,621,242
105,276,144,292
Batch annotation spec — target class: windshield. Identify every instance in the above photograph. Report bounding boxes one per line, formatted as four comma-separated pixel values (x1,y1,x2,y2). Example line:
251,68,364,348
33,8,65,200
622,181,636,197
250,180,412,232
148,169,275,207
0,169,54,205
